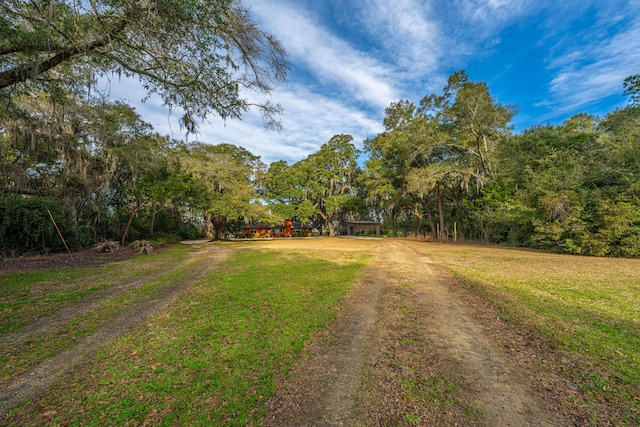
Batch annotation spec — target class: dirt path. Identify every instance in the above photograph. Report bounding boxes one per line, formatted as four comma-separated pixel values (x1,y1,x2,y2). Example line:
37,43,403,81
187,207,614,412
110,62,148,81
262,242,389,425
262,239,568,426
0,262,186,349
0,243,229,419
393,242,566,426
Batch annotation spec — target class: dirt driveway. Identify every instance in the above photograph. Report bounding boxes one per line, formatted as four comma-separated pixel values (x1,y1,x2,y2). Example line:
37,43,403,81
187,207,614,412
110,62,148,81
2,239,569,425
261,239,568,426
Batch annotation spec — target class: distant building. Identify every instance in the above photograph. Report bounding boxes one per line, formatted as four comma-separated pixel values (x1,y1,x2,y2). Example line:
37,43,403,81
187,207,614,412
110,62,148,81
345,221,381,236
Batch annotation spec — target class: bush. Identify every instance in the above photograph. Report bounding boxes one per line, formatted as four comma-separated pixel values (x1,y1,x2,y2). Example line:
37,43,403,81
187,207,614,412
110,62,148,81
0,195,73,256
149,232,182,248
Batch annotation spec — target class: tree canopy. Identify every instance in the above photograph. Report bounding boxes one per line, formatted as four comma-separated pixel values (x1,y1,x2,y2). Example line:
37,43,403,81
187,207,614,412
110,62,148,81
364,71,515,239
264,134,360,236
1,67,639,258
0,0,287,129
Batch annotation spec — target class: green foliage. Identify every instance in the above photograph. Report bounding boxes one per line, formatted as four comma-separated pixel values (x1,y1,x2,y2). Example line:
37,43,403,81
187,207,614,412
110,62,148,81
181,142,266,240
362,73,640,256
623,75,640,106
264,134,360,236
148,233,183,248
0,195,72,256
596,201,640,257
2,61,639,258
485,107,640,256
364,71,513,240
0,0,287,129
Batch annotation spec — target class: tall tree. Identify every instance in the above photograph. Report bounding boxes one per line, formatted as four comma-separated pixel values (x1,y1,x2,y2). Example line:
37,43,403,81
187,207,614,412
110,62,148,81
265,135,360,236
365,72,514,239
264,160,308,221
181,143,264,240
364,101,428,235
0,0,287,129
298,134,359,236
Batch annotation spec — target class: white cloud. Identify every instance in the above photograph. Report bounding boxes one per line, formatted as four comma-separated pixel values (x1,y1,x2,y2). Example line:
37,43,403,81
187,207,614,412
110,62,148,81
97,0,639,165
459,0,532,24
104,75,382,164
203,84,384,163
542,17,640,114
358,0,443,74
251,2,399,109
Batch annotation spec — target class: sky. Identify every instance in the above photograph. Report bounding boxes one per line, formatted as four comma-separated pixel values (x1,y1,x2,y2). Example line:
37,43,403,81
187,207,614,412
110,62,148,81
108,0,640,165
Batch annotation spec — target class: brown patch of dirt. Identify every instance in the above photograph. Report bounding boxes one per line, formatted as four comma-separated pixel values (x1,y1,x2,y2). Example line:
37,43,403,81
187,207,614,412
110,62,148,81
0,247,137,274
261,239,569,426
405,241,621,426
0,243,230,420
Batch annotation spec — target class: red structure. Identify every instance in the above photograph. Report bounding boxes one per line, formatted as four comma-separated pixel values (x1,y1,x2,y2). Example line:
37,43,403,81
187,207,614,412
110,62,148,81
242,219,311,238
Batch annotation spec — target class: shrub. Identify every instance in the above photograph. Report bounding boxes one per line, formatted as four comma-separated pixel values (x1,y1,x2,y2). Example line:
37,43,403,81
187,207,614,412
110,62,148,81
0,195,73,256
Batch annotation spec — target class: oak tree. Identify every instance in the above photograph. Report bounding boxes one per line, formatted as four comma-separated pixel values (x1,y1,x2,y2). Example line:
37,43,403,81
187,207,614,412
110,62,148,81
0,0,287,129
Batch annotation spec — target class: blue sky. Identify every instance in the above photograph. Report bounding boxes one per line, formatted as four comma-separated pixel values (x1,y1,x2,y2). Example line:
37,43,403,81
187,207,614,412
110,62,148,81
109,0,640,164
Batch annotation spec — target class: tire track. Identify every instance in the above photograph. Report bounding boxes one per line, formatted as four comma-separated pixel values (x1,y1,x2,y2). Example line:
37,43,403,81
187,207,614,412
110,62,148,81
0,244,230,420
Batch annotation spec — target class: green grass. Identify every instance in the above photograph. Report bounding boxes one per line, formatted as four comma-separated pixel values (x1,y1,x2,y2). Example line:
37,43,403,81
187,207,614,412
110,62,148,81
0,245,194,381
7,239,636,424
4,247,369,426
413,242,640,425
0,245,192,334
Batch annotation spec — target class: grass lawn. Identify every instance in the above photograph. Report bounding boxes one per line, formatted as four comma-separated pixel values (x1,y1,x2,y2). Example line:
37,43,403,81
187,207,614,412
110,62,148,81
0,245,193,335
3,239,638,425
0,245,195,382
2,244,369,426
411,241,640,425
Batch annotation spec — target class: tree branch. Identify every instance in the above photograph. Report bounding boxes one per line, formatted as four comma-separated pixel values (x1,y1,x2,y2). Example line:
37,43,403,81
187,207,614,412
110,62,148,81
0,47,24,56
0,19,127,90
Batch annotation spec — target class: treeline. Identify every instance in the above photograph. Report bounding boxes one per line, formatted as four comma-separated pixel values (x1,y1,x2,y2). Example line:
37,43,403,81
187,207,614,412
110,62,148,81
2,2,638,257
0,0,286,256
365,71,640,257
0,89,269,253
0,85,366,253
1,75,638,256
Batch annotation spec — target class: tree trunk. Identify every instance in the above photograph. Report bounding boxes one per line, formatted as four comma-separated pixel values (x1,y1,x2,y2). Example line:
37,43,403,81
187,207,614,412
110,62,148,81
203,216,214,239
121,200,148,246
327,220,335,237
413,207,424,235
150,203,156,235
211,216,224,240
424,202,436,237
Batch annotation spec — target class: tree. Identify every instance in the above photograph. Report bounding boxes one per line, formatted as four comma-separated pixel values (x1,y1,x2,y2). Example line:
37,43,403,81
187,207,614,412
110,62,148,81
181,143,264,240
623,74,640,106
265,135,360,236
115,133,184,246
365,72,514,240
297,134,360,236
0,0,287,129
264,160,309,221
364,101,427,236
486,109,640,256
